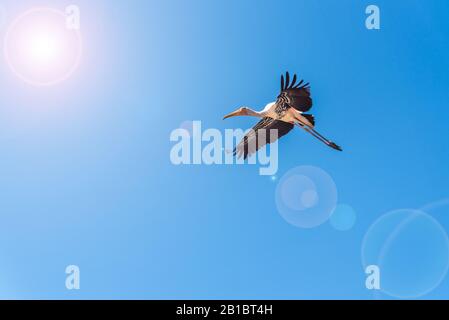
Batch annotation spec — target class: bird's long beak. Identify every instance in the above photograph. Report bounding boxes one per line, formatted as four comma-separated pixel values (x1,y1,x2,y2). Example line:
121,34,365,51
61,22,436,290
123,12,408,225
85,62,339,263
223,109,242,120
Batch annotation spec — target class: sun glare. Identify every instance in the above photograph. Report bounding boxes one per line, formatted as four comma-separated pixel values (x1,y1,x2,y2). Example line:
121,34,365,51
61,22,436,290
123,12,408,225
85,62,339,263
4,8,82,86
29,32,61,65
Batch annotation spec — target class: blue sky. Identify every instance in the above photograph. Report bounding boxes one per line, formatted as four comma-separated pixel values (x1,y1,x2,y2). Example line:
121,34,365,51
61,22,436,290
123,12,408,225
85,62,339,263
0,0,449,299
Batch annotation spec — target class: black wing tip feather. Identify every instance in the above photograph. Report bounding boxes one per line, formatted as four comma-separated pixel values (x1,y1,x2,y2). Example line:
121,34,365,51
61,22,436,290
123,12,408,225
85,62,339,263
281,71,310,91
233,119,294,160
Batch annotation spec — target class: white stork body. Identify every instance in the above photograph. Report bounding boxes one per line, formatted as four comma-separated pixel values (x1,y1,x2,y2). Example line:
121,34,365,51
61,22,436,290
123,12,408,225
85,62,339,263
233,102,315,128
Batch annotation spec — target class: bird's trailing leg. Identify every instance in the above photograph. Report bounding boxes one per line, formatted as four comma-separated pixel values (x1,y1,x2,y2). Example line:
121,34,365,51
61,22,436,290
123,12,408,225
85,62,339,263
295,121,342,151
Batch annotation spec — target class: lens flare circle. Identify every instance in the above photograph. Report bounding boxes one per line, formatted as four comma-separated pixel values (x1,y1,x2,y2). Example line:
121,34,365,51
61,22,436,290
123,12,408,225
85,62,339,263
362,209,449,299
330,204,357,231
275,166,338,229
3,8,82,86
179,120,194,138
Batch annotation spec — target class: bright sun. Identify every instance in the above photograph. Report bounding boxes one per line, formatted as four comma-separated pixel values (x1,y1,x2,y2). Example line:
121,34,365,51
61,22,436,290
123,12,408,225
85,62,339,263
29,32,62,65
4,8,82,86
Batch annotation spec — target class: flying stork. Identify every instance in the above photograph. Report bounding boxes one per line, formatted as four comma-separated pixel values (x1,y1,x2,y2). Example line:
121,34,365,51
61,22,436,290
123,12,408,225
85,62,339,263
223,72,342,159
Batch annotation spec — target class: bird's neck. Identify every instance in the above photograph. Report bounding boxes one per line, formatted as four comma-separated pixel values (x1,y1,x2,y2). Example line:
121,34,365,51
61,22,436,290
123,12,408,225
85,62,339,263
245,108,264,118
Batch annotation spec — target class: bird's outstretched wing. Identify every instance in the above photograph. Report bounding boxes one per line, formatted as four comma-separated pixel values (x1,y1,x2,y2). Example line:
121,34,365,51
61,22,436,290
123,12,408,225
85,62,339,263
277,71,313,112
234,117,294,159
